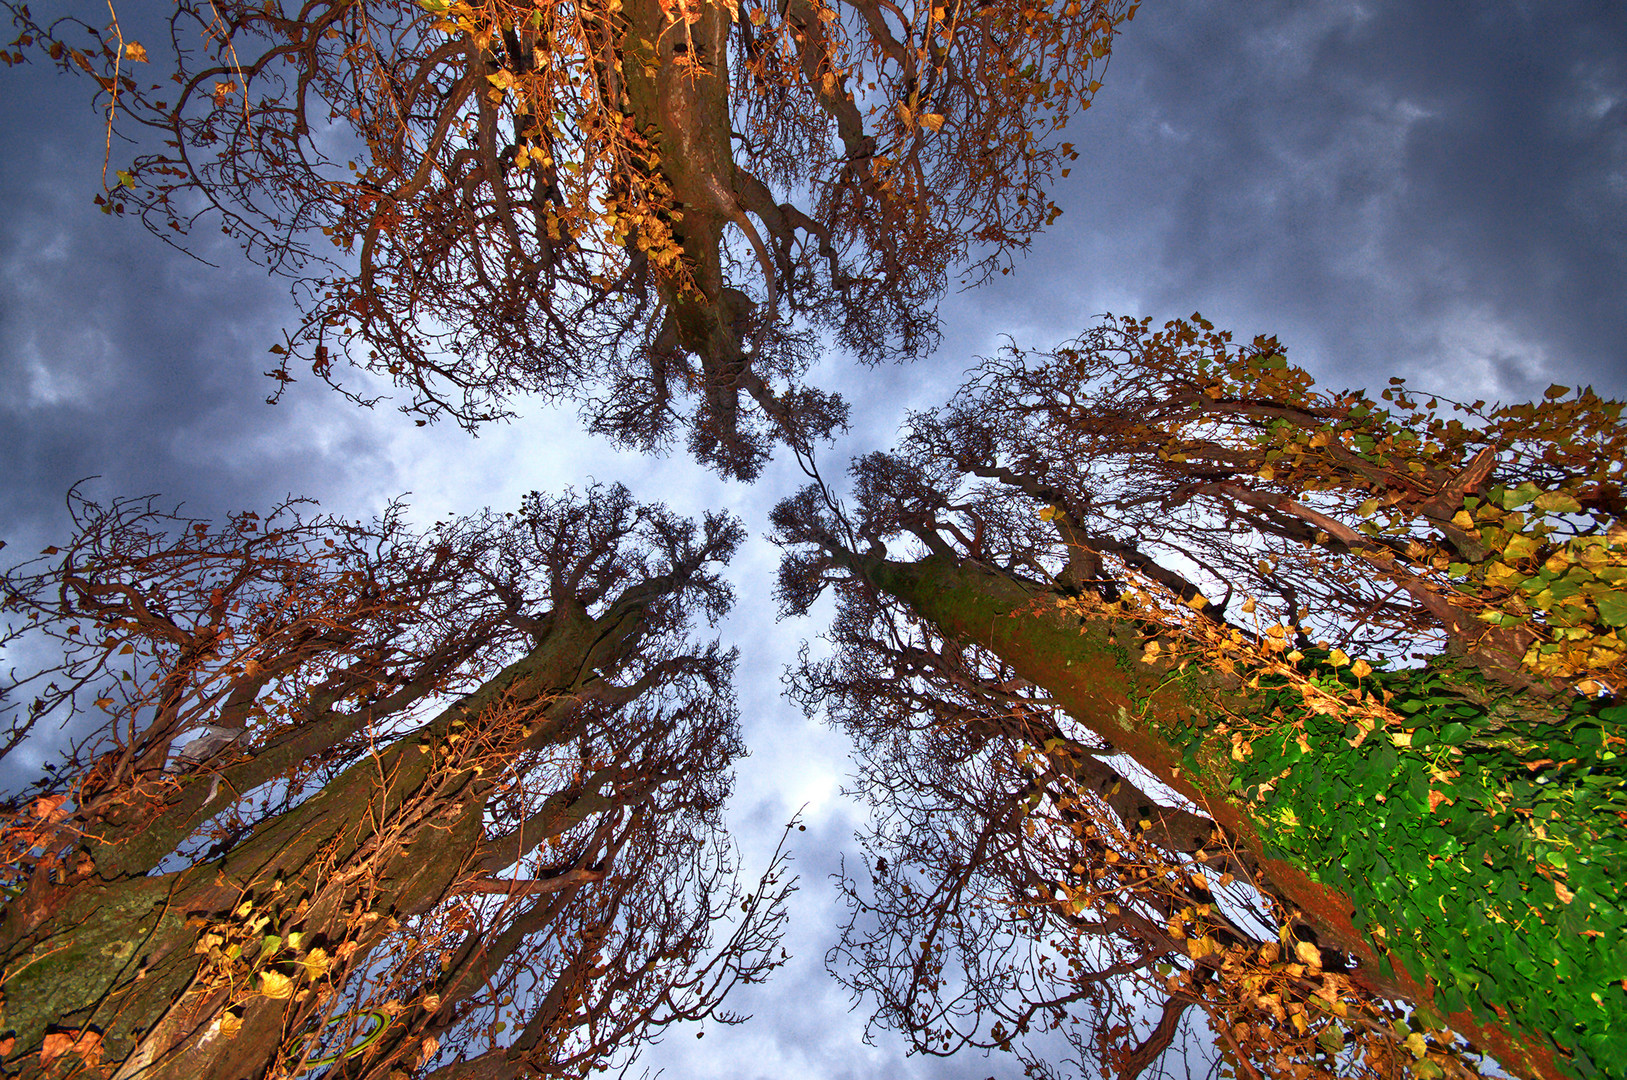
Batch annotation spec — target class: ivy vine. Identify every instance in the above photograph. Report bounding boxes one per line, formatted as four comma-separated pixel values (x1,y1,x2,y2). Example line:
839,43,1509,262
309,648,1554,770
1219,658,1626,1078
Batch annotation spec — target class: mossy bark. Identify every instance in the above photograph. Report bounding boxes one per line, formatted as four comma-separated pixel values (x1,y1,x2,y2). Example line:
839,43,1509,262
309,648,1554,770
860,552,1578,1080
0,599,652,1080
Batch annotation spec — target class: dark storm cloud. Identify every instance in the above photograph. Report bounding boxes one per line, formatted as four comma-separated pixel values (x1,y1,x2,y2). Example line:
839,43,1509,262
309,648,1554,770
0,61,399,553
945,0,1627,397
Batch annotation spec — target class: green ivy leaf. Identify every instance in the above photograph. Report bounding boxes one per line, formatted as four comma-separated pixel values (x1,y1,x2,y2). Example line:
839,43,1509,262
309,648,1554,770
1594,588,1627,628
1500,482,1542,510
1534,490,1583,514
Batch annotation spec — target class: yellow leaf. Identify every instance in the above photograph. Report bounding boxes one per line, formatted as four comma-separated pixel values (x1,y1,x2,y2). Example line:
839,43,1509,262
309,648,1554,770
299,946,332,979
1241,597,1257,614
260,969,295,999
1534,490,1582,514
123,42,148,62
919,112,945,132
1405,1031,1427,1058
1328,648,1350,667
1184,594,1208,611
1350,658,1372,678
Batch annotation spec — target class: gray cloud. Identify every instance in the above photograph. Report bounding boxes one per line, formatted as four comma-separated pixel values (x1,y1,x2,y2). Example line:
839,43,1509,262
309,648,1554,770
0,64,402,554
944,0,1627,398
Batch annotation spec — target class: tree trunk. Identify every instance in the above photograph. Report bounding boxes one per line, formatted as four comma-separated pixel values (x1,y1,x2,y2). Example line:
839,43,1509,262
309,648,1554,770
855,551,1608,1080
1,600,646,1080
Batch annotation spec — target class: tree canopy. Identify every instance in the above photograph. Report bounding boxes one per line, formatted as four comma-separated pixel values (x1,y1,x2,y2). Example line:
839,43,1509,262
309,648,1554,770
2,5,1623,1080
8,0,1130,477
772,315,1626,1080
0,486,789,1080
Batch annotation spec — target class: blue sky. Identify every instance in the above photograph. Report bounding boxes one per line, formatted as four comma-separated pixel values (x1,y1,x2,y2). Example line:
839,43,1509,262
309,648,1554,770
2,2,1624,1077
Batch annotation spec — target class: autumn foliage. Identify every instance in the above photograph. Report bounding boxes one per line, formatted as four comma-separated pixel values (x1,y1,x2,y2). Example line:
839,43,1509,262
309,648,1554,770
771,315,1626,1080
0,487,789,1080
800,583,1492,1080
7,0,1130,477
2,1,1623,1078
891,314,1627,695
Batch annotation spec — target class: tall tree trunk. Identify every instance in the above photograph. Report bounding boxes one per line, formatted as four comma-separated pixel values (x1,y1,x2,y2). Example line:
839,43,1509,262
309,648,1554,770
849,550,1610,1080
2,598,649,1080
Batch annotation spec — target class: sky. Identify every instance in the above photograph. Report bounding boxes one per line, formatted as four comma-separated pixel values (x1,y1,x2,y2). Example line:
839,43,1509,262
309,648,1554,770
2,1,1625,1077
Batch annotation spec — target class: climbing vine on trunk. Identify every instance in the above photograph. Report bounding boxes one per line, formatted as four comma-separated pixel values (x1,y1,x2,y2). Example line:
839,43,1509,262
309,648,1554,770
770,315,1626,1080
0,485,790,1080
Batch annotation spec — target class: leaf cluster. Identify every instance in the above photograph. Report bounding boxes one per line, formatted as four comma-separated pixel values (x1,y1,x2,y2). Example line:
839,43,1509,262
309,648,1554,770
1221,657,1626,1080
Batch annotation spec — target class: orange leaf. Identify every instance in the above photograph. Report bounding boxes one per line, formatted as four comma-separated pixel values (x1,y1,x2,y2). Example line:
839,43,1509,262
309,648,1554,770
33,794,70,823
40,1030,103,1071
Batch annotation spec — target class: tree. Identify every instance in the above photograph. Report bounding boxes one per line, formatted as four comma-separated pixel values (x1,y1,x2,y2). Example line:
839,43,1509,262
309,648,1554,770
0,484,791,1080
772,315,1627,1080
8,0,1132,477
802,587,1490,1079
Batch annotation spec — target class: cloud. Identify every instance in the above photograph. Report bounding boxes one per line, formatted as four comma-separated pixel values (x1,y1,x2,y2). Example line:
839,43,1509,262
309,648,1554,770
956,0,1626,400
0,103,400,548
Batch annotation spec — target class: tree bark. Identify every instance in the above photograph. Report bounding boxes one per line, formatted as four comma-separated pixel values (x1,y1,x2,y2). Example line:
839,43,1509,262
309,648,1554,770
1,599,651,1080
852,550,1575,1080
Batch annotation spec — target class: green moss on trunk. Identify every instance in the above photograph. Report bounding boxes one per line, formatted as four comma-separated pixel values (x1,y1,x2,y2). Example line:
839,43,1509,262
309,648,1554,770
862,553,1611,1080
